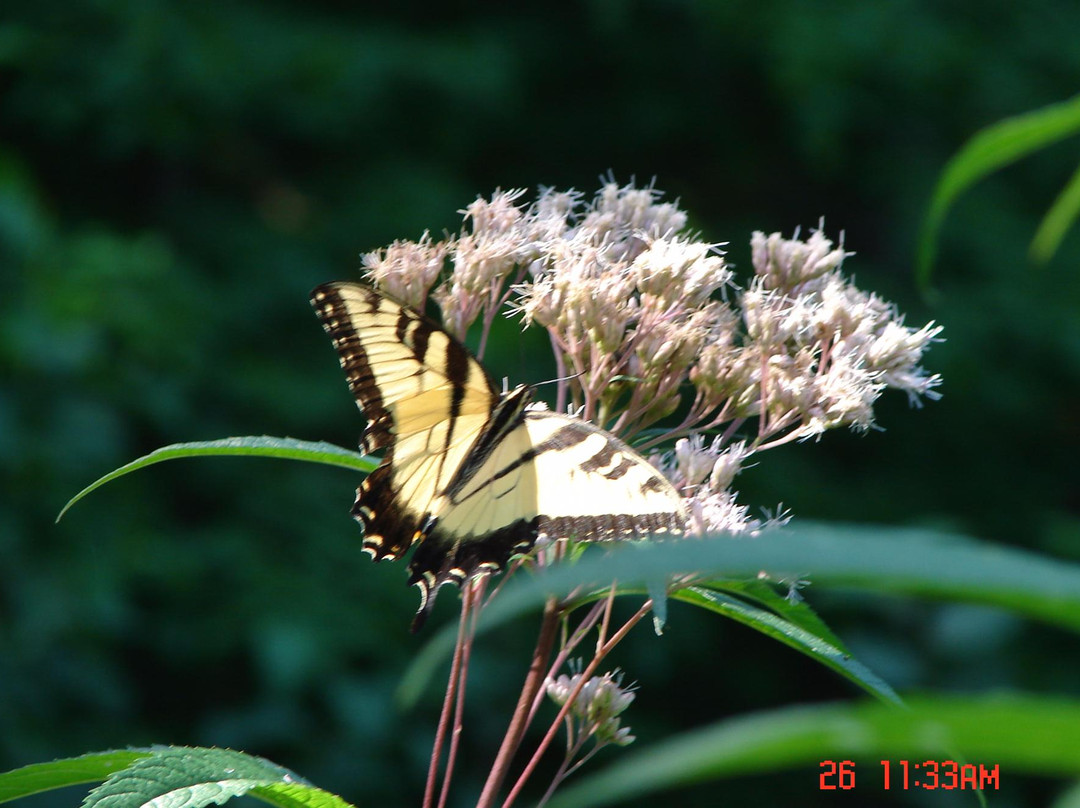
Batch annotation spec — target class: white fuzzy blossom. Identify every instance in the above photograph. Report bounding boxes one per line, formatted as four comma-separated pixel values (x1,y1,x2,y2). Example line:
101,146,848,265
752,226,848,292
730,230,943,438
356,181,942,561
361,231,447,311
546,669,636,747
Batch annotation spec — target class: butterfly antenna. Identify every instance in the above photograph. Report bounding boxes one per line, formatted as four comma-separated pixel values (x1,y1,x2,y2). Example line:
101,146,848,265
532,369,584,387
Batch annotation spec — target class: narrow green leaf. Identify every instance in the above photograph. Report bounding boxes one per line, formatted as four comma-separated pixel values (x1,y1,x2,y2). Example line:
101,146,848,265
403,524,1080,703
0,750,151,805
395,620,460,708
674,586,901,705
917,93,1080,284
548,695,1080,808
482,525,1080,634
645,571,668,635
1031,159,1080,263
58,437,374,521
698,578,848,650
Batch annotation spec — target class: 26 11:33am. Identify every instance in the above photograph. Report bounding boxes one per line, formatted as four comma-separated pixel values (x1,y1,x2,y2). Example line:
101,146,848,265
819,759,1000,791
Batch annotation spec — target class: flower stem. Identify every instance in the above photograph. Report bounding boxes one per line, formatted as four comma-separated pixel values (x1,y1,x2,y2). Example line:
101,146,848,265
437,580,483,808
535,721,587,808
475,595,562,808
422,586,474,808
500,598,653,808
525,599,607,728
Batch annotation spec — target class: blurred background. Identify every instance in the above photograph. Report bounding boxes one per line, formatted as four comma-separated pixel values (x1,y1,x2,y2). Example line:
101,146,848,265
3,2,1079,806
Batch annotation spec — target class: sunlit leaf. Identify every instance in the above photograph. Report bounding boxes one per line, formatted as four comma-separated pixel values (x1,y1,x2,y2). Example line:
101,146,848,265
700,578,847,649
404,523,1080,704
918,93,1080,284
57,437,373,521
674,586,900,705
480,524,1080,634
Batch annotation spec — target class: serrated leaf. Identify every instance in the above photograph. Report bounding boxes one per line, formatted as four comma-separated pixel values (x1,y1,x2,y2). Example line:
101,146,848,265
58,437,374,521
1,749,357,808
0,750,152,805
82,748,312,808
248,782,358,808
547,695,1080,808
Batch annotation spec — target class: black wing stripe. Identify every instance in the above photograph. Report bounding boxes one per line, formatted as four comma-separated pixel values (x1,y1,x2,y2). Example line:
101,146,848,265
453,423,589,498
444,387,532,500
395,309,414,349
405,312,433,367
311,285,395,453
437,332,467,495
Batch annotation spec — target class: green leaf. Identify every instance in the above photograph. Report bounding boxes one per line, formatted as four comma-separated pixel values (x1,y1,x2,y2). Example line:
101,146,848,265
700,578,848,650
461,524,1080,640
0,748,356,808
57,437,374,521
674,586,900,705
647,575,668,636
248,782,358,808
547,695,1080,808
917,93,1080,284
402,524,1080,703
1050,780,1080,808
395,619,461,708
83,747,305,808
1031,159,1080,263
0,750,152,805
45,747,361,808
639,540,669,635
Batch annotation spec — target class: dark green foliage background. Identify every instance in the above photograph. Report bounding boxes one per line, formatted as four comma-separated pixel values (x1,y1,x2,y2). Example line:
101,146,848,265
3,3,1079,806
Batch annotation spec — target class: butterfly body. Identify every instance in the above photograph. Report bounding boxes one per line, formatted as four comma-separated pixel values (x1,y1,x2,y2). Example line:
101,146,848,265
311,282,687,629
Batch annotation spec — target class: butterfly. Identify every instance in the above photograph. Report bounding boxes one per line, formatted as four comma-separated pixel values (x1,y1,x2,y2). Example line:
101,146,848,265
311,282,688,629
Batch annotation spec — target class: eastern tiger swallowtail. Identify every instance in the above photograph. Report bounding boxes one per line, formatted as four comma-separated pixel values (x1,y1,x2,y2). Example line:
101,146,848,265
311,282,688,630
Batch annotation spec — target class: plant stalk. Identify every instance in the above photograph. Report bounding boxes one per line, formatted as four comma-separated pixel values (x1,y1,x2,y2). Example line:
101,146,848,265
475,595,561,808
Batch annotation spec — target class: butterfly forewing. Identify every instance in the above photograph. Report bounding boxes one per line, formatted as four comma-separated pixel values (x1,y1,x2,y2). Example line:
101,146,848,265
311,282,499,560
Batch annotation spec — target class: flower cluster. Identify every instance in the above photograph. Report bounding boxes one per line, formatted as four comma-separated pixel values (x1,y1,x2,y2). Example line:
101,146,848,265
546,669,636,748
358,180,941,537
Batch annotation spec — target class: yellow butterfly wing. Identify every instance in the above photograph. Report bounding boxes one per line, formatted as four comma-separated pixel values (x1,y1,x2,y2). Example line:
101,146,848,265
311,282,499,563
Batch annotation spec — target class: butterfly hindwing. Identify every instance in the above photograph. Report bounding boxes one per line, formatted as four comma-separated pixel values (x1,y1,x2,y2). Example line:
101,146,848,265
524,411,690,540
408,408,690,623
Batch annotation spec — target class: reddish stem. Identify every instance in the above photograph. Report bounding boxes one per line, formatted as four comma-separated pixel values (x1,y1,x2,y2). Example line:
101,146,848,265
437,581,483,808
422,587,473,808
500,599,653,808
475,596,562,808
